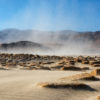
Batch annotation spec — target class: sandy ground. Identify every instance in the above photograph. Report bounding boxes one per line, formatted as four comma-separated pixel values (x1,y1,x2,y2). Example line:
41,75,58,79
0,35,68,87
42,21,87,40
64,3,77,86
0,70,99,100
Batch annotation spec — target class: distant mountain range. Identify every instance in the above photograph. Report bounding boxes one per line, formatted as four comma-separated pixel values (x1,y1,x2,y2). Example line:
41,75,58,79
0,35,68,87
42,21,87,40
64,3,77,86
0,29,100,54
0,41,50,54
0,29,100,43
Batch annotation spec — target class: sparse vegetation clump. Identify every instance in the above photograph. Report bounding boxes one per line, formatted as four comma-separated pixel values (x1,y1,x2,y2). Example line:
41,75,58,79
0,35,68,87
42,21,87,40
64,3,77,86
61,65,89,71
0,53,100,71
80,75,100,81
89,60,100,67
38,82,95,91
82,60,89,64
61,66,81,71
60,72,100,81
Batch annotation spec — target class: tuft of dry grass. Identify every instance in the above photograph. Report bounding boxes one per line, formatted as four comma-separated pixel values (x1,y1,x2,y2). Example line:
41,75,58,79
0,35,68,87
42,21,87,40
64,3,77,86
50,64,63,70
38,66,51,70
60,72,100,81
60,66,89,71
89,61,100,66
92,64,100,67
37,82,96,91
61,66,82,71
82,60,89,64
80,75,100,81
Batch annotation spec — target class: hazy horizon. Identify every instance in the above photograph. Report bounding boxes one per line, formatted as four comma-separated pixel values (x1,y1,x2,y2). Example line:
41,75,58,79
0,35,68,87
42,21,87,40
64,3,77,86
0,28,100,33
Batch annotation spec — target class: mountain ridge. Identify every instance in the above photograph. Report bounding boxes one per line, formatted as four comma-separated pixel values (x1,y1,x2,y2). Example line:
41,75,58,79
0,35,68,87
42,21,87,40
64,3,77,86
0,29,100,54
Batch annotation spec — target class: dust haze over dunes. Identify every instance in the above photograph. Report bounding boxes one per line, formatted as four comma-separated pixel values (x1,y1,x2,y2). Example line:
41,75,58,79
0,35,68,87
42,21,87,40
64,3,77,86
0,29,100,55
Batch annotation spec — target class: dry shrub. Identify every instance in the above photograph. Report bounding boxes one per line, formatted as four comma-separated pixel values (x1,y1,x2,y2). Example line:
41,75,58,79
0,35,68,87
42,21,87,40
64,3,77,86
61,66,82,71
38,82,95,91
80,75,99,81
75,56,84,63
60,72,100,81
82,60,89,64
58,60,68,65
51,64,64,70
91,69,100,76
67,60,75,65
82,67,89,70
42,61,54,64
61,66,89,71
75,58,82,63
38,66,51,70
89,61,100,65
92,64,100,67
28,66,37,70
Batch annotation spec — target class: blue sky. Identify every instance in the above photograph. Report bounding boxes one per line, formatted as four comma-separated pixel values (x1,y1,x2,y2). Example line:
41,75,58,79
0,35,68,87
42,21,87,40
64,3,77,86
0,0,100,31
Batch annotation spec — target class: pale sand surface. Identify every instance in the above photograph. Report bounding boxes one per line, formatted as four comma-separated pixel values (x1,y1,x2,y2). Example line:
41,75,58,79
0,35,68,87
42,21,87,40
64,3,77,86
0,70,99,100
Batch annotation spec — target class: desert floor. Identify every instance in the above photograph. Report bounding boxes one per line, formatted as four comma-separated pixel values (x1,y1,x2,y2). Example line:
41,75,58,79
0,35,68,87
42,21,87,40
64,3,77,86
0,70,99,100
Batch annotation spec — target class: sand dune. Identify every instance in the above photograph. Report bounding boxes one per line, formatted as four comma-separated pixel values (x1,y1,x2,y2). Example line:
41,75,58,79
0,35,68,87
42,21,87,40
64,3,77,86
0,70,99,100
0,54,100,100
